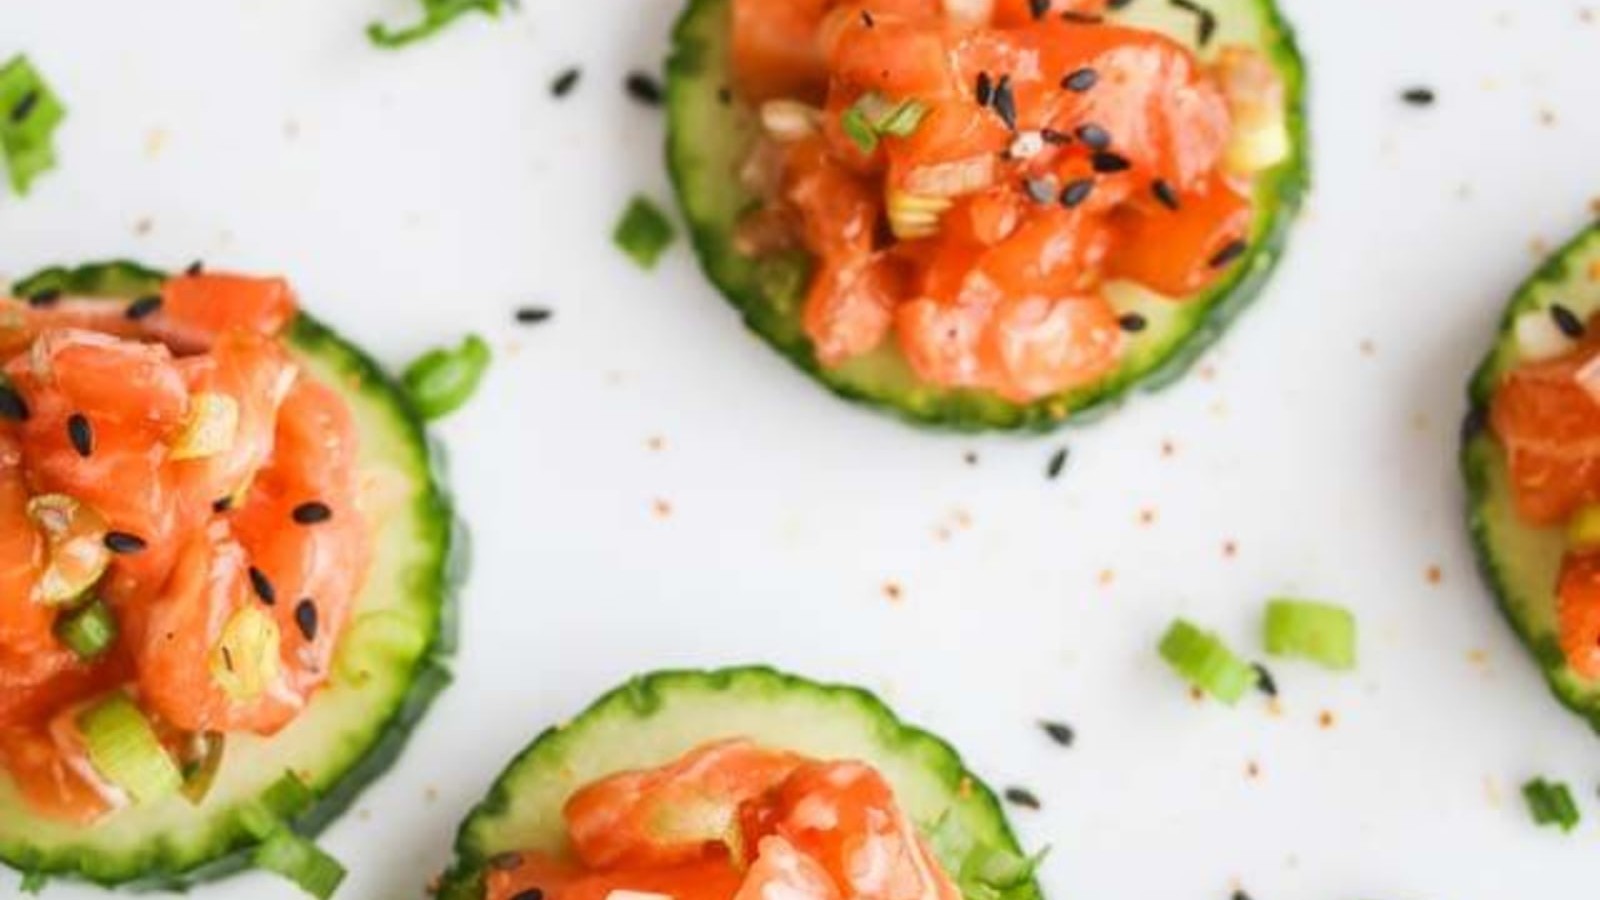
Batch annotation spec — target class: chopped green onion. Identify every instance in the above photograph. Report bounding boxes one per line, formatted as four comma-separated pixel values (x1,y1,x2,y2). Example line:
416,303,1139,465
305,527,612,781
77,693,182,805
18,872,46,894
612,195,677,270
0,56,66,196
367,0,505,49
960,843,1048,889
402,334,491,421
839,104,879,154
54,598,117,660
1523,778,1580,832
1158,619,1257,704
878,98,930,137
253,829,347,899
1263,598,1357,670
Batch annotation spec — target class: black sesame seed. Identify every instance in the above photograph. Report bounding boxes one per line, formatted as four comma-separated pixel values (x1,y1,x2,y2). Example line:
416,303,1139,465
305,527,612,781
1023,177,1057,204
221,646,234,672
292,501,333,525
1059,178,1094,209
1252,662,1278,698
1231,891,1253,900
1028,0,1051,19
1151,178,1180,210
212,495,234,514
975,72,994,106
0,385,28,422
488,852,525,871
1061,67,1099,92
1168,0,1217,45
1119,312,1148,333
1003,786,1042,810
294,599,319,642
67,413,93,458
125,295,163,321
1109,0,1135,7
550,67,582,98
510,891,545,900
26,287,61,308
185,260,205,276
861,8,875,26
717,87,733,105
1075,122,1111,150
624,72,664,107
104,531,148,554
1209,238,1249,269
1551,303,1585,339
515,306,553,325
1091,151,1131,173
1046,446,1070,479
1040,127,1071,145
1401,86,1436,106
1060,11,1104,23
10,90,39,124
1040,720,1075,747
248,566,276,606
992,75,1017,131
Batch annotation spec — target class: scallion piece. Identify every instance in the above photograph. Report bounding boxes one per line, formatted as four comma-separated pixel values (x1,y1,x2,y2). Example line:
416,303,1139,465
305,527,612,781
1158,619,1257,704
0,55,66,196
402,334,491,421
77,693,182,805
613,195,677,270
253,830,347,899
54,598,117,660
840,92,930,154
878,98,930,137
368,0,505,49
1523,778,1580,832
839,104,879,154
1263,598,1357,670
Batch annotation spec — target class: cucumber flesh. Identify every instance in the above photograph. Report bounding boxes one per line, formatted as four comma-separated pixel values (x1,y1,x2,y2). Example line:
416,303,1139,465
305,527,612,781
1463,224,1600,732
666,0,1309,431
0,262,461,890
436,667,1040,900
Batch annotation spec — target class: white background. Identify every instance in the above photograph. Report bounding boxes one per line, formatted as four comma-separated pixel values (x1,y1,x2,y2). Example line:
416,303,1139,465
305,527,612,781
4,0,1600,897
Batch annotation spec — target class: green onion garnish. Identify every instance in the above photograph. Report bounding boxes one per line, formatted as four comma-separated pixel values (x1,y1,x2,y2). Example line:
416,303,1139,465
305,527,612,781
54,598,117,660
367,0,506,49
1523,778,1580,832
612,195,677,270
878,98,930,137
0,55,66,196
1158,619,1258,704
77,693,182,805
253,830,347,899
841,92,929,155
402,334,491,421
840,104,879,154
1263,598,1357,670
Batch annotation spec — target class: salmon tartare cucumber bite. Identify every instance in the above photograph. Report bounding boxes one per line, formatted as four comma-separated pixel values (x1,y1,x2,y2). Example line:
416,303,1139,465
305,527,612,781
436,667,1042,900
666,0,1307,429
0,262,458,896
1464,224,1600,732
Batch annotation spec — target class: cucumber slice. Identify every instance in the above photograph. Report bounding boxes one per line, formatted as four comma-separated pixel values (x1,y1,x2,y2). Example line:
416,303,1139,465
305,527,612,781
0,261,463,890
666,0,1309,431
436,667,1040,900
1463,224,1600,732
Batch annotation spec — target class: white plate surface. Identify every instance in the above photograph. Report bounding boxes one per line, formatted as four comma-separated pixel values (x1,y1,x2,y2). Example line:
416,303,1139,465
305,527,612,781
4,1,1600,897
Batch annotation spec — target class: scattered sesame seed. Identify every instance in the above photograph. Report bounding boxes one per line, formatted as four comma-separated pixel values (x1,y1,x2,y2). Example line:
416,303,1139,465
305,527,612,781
10,90,39,124
1401,86,1436,106
1060,178,1094,208
185,260,205,276
963,450,979,466
1551,303,1585,339
1222,539,1238,558
1245,760,1261,779
26,287,61,308
717,87,733,105
1062,68,1099,92
67,413,93,458
992,75,1017,131
1040,720,1074,747
1209,238,1248,268
1024,177,1057,204
104,531,148,554
1151,178,1180,210
1028,0,1051,19
624,72,664,106
510,889,544,900
212,496,234,514
249,566,276,606
1003,787,1042,810
1252,662,1278,697
515,306,554,325
125,295,163,321
292,501,333,525
1091,151,1131,173
294,599,319,642
1046,446,1070,479
883,581,903,602
1232,890,1254,900
1039,127,1071,145
1119,312,1147,332
1060,10,1104,23
550,67,582,98
1075,122,1111,150
975,72,994,106
0,385,28,422
861,8,875,26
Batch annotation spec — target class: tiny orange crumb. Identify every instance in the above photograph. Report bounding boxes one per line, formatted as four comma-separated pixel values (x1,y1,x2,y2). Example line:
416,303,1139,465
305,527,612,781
1097,568,1115,587
652,499,673,518
1359,338,1376,356
1160,439,1176,458
1222,539,1238,558
1588,259,1600,282
1138,507,1158,526
1318,709,1336,729
1468,648,1490,668
958,777,974,799
1189,685,1205,703
133,217,154,236
646,435,666,451
1245,760,1260,779
882,581,903,602
1538,108,1557,127
1426,564,1443,585
1267,698,1284,717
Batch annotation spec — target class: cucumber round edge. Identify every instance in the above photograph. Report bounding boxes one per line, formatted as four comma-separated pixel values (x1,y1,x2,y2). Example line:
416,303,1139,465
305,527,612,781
435,666,1041,900
0,260,465,891
1461,223,1600,736
664,0,1310,433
